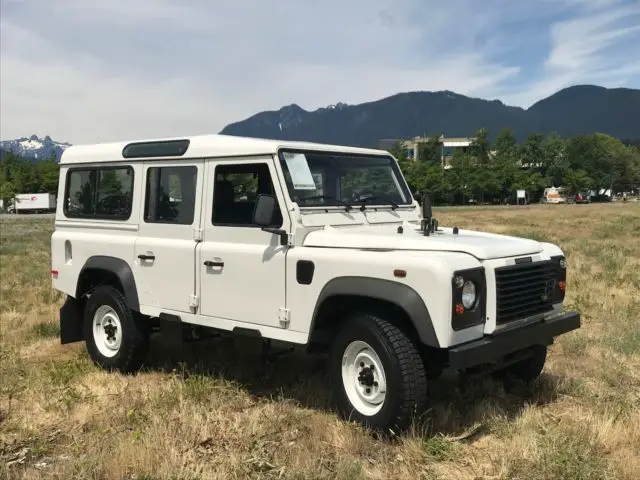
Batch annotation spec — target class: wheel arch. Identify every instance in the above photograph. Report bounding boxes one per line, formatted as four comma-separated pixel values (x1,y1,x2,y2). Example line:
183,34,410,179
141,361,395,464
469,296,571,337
76,256,140,312
309,276,440,348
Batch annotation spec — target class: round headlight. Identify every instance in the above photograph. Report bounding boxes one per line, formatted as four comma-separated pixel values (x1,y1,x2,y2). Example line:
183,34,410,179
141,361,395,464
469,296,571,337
461,281,477,309
559,258,567,269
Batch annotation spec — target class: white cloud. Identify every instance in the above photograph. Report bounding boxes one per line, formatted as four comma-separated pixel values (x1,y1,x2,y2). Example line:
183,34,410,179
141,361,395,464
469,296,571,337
0,0,638,143
546,6,640,70
501,0,640,106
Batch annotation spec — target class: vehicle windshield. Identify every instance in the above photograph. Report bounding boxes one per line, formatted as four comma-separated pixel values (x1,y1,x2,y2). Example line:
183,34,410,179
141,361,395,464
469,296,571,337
277,149,412,208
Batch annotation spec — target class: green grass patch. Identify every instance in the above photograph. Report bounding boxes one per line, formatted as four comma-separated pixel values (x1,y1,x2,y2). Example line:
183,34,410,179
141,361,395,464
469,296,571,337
31,321,61,339
561,330,590,357
422,435,457,461
505,426,613,480
0,243,28,255
181,374,233,404
606,320,640,356
42,358,94,387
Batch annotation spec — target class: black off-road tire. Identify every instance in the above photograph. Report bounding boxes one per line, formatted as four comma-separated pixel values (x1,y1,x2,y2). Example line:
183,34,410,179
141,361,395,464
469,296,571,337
83,285,150,374
330,312,428,433
493,344,547,384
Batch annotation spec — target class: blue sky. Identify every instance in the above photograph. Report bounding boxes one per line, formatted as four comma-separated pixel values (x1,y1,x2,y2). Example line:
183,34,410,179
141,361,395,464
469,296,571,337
1,0,639,143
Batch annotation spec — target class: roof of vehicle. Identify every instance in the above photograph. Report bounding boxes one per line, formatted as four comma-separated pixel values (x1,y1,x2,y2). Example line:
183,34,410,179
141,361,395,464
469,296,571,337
59,133,389,165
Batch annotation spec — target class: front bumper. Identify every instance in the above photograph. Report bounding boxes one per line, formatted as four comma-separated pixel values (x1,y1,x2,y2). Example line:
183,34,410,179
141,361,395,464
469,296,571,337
447,310,580,370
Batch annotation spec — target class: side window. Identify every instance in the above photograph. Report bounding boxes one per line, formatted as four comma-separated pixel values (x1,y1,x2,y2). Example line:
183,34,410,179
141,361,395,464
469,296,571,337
212,163,282,227
65,166,133,219
144,166,197,224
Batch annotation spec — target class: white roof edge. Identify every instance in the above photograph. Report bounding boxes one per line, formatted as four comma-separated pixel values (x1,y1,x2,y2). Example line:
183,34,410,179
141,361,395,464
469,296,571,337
59,133,387,165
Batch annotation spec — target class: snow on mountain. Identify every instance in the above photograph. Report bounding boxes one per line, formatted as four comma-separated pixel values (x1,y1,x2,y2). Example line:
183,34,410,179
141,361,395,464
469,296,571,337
324,102,349,110
0,134,71,162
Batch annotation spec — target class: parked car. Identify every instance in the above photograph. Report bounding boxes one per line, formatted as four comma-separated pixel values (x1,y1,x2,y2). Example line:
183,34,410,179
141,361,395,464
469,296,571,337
574,192,590,204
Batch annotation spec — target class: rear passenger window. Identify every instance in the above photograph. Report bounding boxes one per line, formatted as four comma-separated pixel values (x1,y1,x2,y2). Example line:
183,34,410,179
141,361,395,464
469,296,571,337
144,166,197,224
65,167,133,219
212,163,282,227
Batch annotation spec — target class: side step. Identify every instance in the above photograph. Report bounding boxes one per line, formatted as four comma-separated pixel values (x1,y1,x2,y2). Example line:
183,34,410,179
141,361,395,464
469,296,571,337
157,314,296,362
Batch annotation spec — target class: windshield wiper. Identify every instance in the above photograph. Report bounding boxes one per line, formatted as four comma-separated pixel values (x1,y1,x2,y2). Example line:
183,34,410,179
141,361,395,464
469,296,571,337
297,195,353,211
358,195,399,211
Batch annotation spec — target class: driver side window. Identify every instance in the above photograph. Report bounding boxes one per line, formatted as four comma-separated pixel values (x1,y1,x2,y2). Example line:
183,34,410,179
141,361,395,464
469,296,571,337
212,162,283,227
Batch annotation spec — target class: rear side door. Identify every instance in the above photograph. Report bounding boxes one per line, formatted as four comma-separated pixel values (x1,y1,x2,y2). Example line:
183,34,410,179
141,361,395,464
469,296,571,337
134,160,205,313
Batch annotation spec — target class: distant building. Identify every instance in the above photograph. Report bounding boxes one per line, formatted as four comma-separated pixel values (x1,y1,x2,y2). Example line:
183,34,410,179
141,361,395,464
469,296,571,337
379,135,475,169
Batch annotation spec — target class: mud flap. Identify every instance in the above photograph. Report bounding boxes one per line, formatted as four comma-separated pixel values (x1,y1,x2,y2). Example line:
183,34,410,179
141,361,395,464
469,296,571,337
158,313,184,359
60,296,84,344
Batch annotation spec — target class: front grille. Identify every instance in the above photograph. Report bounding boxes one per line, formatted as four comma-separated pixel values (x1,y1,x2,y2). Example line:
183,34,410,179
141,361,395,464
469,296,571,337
494,260,556,324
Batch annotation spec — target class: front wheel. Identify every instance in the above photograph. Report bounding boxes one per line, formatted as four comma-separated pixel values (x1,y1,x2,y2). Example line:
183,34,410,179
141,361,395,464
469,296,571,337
330,313,427,432
83,285,150,374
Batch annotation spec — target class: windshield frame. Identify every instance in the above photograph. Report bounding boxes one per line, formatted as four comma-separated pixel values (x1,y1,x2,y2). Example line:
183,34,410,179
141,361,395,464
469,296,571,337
276,148,414,209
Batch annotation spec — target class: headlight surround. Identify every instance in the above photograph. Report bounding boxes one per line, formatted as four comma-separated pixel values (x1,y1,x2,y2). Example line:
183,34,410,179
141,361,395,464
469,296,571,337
451,268,486,331
551,255,567,303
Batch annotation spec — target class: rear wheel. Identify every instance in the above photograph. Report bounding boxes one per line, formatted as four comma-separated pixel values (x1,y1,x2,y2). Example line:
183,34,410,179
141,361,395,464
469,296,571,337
331,313,427,432
83,285,150,373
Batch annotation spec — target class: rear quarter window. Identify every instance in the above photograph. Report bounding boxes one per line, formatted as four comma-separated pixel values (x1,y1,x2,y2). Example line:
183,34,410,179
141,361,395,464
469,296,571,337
64,166,134,220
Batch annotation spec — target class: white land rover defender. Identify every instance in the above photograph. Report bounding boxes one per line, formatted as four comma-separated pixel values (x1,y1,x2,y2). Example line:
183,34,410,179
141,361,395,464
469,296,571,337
52,134,580,431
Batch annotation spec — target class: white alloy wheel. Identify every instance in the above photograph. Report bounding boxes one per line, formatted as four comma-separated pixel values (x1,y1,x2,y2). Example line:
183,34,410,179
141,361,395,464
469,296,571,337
341,340,388,416
92,305,122,358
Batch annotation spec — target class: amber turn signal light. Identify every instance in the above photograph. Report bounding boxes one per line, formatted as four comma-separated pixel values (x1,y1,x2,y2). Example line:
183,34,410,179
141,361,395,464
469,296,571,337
455,303,465,315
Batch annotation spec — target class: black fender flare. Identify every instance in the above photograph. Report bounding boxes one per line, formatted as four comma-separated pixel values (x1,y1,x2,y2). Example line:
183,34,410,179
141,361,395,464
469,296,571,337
310,276,440,348
76,256,140,311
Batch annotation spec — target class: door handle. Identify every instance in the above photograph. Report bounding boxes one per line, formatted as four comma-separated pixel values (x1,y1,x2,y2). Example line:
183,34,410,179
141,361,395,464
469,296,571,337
204,260,224,267
138,254,155,261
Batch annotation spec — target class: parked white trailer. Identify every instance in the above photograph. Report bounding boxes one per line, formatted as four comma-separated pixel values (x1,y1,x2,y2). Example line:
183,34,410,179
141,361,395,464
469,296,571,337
13,193,56,213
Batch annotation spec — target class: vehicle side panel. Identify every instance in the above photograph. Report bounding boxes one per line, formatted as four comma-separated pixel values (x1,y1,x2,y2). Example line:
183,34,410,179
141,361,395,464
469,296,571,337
51,163,143,301
285,247,484,348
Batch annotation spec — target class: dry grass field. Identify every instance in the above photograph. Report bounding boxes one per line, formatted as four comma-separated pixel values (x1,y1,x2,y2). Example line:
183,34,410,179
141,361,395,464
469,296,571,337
1,203,639,480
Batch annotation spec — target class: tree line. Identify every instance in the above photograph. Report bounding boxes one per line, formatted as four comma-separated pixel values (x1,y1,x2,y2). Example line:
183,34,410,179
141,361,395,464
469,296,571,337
0,150,60,204
386,129,640,205
2,129,640,207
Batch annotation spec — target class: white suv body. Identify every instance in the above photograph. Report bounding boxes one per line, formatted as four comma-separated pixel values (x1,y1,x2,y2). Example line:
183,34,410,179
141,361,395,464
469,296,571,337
52,134,580,431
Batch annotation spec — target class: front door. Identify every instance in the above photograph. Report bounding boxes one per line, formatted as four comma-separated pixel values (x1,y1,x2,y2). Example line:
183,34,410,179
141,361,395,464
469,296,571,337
198,158,289,328
134,160,204,312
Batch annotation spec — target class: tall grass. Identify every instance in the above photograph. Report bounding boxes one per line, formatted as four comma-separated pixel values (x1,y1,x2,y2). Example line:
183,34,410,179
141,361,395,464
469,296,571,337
1,204,639,479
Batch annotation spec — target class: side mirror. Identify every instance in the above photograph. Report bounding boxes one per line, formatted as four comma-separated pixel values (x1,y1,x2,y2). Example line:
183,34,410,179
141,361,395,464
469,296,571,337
253,194,289,246
253,193,276,227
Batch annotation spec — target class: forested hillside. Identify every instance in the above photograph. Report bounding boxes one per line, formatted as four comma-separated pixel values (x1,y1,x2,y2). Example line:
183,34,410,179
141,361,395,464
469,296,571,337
221,86,640,147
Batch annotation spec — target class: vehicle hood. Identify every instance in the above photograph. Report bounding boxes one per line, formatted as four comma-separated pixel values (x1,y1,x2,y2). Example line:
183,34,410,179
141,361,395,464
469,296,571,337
301,223,543,260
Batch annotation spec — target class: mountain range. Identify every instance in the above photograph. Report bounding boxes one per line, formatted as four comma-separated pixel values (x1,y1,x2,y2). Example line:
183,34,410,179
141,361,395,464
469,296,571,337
220,85,640,147
0,135,71,162
2,85,638,162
